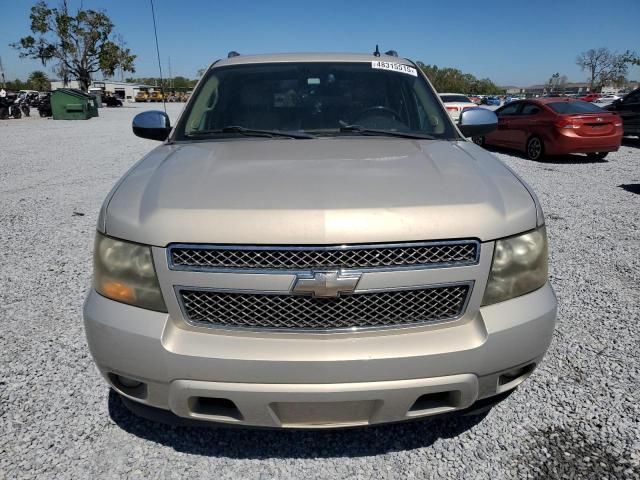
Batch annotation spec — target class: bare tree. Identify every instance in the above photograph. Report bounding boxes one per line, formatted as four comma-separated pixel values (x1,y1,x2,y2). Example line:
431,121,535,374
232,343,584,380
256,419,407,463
576,48,630,91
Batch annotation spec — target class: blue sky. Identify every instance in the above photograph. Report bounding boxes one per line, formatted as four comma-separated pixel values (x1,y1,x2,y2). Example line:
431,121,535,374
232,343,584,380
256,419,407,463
1,0,638,86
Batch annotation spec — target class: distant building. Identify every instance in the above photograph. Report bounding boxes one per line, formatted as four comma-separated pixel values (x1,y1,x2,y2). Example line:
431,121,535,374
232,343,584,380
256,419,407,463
500,86,523,95
50,80,155,101
602,81,638,94
497,79,637,98
522,82,590,96
600,85,619,95
559,82,590,94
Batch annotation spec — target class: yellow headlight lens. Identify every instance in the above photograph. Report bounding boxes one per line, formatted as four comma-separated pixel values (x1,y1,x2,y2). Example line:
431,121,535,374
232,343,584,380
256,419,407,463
482,226,548,306
93,233,167,312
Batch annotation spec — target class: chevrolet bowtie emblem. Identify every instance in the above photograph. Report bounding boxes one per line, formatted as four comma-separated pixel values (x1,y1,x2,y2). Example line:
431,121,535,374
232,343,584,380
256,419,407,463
292,271,361,298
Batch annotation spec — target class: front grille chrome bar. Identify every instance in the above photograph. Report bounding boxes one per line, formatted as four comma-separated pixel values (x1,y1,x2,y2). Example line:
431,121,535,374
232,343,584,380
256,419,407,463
176,282,473,333
168,240,480,273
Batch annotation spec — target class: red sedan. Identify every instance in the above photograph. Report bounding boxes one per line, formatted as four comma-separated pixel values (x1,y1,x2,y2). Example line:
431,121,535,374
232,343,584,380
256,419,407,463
473,98,623,160
579,93,600,102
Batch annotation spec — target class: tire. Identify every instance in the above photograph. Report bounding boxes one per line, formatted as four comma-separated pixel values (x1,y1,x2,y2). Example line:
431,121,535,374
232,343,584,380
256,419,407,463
526,136,544,160
472,136,485,147
587,152,608,160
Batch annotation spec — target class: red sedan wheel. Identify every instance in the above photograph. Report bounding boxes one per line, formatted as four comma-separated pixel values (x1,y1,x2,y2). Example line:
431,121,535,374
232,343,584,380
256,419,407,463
526,137,544,160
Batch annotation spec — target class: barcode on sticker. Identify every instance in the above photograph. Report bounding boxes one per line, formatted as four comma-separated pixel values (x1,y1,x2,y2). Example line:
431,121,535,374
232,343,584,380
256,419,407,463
371,61,417,76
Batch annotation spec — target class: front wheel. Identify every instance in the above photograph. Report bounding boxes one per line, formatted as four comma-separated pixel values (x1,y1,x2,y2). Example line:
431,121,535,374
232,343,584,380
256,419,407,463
586,152,608,160
472,136,485,147
526,136,544,160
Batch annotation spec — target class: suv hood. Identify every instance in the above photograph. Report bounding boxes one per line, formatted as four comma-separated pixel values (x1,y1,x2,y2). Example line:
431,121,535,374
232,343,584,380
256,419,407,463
103,139,537,246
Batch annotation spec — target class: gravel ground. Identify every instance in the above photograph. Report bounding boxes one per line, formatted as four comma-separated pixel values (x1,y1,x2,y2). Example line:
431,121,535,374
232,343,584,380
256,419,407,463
1,104,639,479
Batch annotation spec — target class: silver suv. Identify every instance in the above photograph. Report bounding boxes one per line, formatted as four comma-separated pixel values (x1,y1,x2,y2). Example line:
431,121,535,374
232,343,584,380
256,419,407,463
84,53,556,428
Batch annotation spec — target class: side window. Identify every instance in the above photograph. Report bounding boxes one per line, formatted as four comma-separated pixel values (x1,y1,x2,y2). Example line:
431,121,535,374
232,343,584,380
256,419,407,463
624,91,640,104
521,103,541,115
497,103,520,117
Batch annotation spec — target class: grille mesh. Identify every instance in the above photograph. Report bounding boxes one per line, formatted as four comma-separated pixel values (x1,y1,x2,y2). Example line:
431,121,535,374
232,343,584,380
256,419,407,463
180,285,470,331
170,242,477,271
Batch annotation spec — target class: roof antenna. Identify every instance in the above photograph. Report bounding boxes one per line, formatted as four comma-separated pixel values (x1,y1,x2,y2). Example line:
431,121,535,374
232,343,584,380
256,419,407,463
149,0,166,113
373,44,380,57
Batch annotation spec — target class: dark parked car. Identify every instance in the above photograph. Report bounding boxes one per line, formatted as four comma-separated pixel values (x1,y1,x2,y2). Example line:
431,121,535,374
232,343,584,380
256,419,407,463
35,92,52,117
481,96,501,106
604,88,640,137
102,94,123,107
473,98,622,160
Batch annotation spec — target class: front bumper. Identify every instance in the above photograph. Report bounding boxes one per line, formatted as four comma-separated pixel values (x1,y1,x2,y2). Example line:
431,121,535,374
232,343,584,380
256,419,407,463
84,282,556,428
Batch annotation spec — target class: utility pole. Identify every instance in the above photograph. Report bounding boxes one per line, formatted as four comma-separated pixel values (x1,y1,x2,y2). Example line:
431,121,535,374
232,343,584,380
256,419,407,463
168,56,172,89
116,34,126,82
0,56,6,88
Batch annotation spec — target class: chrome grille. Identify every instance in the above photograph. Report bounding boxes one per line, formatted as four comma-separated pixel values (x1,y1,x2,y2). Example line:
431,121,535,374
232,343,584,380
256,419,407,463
170,241,478,271
179,284,470,331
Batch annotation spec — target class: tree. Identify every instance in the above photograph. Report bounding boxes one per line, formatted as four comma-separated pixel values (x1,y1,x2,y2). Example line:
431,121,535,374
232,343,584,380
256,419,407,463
5,79,29,91
28,70,50,91
576,48,631,91
547,72,568,94
623,50,639,67
11,1,136,91
417,62,500,95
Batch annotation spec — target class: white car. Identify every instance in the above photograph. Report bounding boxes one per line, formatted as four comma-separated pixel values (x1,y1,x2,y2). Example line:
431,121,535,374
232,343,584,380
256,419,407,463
595,94,621,103
439,93,477,121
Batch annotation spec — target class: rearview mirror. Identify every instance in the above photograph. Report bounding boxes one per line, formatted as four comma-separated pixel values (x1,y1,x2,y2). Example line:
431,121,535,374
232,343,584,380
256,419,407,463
458,108,498,137
132,110,171,141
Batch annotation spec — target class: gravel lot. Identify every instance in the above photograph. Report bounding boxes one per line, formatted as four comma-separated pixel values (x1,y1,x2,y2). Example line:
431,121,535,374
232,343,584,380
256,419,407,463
1,104,639,479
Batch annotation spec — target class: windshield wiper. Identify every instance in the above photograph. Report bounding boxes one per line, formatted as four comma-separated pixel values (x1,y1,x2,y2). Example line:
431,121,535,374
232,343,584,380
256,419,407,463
187,126,315,139
338,124,437,140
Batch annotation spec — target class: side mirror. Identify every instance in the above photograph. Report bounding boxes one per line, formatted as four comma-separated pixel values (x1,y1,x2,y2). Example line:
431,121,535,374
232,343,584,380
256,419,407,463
132,110,171,141
458,107,498,137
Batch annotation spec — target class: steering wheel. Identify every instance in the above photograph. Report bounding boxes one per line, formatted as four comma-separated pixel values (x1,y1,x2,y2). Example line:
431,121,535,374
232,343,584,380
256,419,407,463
353,105,402,123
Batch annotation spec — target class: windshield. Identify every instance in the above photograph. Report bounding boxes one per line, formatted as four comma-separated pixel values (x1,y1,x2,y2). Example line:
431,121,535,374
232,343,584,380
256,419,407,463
548,101,605,114
176,62,457,140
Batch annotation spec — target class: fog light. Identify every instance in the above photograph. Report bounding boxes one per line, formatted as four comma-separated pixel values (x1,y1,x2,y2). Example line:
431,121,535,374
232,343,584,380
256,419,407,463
116,375,142,388
498,363,536,386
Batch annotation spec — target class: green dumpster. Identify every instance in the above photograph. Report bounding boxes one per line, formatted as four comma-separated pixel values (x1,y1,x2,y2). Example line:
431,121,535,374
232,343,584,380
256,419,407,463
51,88,99,120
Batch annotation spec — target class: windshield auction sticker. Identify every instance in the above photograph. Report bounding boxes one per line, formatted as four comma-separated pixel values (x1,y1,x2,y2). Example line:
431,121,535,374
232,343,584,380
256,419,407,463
371,61,417,76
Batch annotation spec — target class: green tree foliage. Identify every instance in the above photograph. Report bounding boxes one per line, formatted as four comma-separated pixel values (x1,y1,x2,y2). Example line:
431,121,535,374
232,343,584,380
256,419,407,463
11,1,136,91
5,79,29,91
28,70,50,91
576,48,635,90
417,62,501,94
4,71,50,91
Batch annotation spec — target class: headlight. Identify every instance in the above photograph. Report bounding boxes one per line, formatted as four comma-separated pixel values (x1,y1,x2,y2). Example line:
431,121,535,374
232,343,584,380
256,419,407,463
93,233,167,312
482,226,548,306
